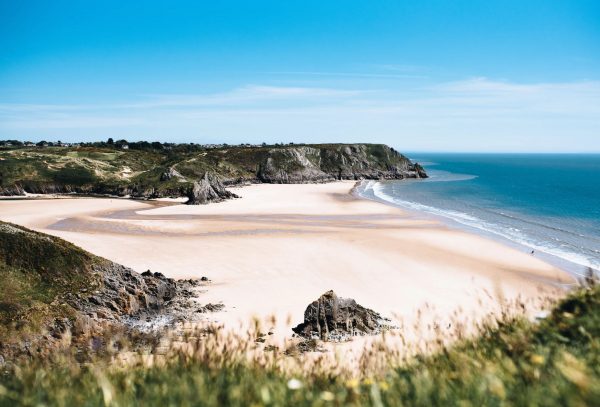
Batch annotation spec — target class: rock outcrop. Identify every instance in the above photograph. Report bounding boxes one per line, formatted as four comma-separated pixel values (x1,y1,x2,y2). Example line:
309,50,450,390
292,290,391,341
70,264,178,321
257,146,336,183
0,185,25,196
0,221,223,359
186,172,239,205
257,144,427,183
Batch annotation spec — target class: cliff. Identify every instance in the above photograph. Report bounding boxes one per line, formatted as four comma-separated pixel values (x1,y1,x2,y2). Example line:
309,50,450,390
0,143,426,204
256,144,425,183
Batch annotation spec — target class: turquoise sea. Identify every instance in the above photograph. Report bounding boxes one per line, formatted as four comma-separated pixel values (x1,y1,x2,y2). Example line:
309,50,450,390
357,154,600,278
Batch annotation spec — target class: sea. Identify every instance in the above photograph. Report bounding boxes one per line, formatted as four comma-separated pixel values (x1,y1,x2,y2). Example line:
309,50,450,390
357,154,600,279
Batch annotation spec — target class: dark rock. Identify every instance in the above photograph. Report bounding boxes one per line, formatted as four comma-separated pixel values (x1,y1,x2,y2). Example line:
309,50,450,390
200,276,209,281
186,172,239,205
0,185,25,196
197,303,224,313
285,339,326,355
413,162,428,179
292,290,390,341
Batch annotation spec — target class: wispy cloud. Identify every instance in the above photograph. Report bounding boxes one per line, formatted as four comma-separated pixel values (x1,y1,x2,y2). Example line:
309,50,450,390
1,78,599,152
436,77,600,95
0,85,363,112
267,71,428,79
126,85,364,108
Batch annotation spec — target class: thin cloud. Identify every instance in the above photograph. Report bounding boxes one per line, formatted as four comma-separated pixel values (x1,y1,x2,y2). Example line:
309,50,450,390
267,71,428,79
0,85,363,113
1,79,598,150
436,77,600,95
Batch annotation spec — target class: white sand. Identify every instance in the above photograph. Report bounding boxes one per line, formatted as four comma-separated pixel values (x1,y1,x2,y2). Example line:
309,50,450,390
0,182,574,351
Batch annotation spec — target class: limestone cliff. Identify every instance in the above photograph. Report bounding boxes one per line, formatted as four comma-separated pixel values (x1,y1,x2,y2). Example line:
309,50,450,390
257,144,426,183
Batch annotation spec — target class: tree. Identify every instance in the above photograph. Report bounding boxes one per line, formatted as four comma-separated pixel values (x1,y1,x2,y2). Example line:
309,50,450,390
107,138,114,145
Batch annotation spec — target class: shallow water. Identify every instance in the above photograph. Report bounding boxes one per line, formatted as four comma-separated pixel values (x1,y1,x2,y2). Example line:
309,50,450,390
358,154,600,277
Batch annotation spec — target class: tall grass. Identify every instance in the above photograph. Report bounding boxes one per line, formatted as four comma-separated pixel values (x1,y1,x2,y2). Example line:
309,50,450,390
1,282,598,406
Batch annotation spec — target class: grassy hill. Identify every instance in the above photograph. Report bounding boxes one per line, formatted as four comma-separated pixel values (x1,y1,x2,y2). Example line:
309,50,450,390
0,222,102,347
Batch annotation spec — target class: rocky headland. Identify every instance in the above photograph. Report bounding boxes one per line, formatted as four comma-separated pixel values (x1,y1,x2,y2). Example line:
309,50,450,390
0,143,427,204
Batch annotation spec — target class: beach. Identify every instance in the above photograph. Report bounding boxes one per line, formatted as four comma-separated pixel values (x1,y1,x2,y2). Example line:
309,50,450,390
0,181,574,347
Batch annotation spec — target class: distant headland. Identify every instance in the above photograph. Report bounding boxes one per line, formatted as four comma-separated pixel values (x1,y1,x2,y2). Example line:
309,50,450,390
0,140,426,203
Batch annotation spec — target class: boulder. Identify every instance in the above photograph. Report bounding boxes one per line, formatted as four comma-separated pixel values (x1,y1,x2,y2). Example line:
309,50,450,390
292,290,390,341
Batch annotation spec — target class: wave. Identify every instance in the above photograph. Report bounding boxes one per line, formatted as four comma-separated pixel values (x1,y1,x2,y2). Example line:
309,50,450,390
359,181,600,274
419,169,478,183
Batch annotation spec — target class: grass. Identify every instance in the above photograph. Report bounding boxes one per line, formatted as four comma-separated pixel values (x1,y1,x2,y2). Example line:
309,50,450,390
0,222,100,344
0,282,597,406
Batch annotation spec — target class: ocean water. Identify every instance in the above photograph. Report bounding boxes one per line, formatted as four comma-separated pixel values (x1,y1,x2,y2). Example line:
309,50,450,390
358,154,600,277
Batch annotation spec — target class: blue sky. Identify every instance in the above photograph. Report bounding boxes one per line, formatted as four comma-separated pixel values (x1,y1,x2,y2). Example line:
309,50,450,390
1,1,599,152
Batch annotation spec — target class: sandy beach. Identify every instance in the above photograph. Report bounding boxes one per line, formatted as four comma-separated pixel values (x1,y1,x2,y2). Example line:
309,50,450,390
0,182,574,349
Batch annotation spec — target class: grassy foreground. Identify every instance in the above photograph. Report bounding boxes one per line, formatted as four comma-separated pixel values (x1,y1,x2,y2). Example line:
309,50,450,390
0,282,598,406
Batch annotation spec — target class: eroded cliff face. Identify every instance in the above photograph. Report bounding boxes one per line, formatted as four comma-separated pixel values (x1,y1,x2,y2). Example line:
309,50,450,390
257,146,335,183
257,144,426,183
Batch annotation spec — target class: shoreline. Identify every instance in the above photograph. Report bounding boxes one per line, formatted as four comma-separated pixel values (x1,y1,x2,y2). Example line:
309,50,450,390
2,180,580,282
0,181,575,351
353,179,590,281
